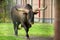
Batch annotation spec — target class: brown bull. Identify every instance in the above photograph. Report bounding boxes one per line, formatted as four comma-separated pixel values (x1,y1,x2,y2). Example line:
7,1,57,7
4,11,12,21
11,4,40,39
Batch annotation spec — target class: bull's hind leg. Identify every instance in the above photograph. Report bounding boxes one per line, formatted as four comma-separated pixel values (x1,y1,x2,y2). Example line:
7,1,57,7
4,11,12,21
17,22,21,30
13,22,18,36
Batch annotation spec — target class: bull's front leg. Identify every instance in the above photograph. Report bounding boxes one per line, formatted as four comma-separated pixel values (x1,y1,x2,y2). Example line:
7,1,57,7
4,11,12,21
26,28,29,39
13,22,18,36
21,22,30,39
24,27,30,39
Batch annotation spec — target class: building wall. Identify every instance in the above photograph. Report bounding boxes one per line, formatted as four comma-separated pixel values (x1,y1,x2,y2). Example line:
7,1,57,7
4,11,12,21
32,0,55,23
45,0,55,23
12,0,55,23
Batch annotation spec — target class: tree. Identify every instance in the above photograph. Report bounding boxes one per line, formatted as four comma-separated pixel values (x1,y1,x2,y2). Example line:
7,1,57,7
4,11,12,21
0,0,13,23
54,0,60,40
0,0,8,22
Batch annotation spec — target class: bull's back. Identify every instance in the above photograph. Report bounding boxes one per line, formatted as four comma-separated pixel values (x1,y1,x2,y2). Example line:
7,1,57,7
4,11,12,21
11,5,27,22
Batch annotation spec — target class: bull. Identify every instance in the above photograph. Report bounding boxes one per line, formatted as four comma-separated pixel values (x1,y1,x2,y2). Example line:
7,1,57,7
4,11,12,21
11,4,41,39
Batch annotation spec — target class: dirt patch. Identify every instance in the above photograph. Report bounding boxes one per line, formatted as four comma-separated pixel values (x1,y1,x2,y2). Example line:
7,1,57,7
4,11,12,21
29,36,53,40
18,36,53,40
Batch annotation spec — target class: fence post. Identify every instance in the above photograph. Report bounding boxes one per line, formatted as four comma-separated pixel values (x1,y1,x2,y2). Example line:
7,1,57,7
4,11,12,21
42,0,45,23
38,0,40,22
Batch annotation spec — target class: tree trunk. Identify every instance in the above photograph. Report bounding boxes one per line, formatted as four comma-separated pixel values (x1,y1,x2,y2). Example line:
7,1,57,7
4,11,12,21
54,0,60,40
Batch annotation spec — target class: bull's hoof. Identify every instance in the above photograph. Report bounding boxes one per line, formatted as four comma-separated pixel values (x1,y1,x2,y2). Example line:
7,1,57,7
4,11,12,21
15,34,18,36
17,27,22,30
26,37,30,40
17,28,21,30
25,36,30,40
25,37,30,40
26,35,30,39
17,25,23,30
21,25,24,27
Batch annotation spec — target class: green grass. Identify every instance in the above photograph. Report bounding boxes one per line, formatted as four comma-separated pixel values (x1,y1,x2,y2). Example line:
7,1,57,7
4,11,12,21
0,36,24,40
0,23,54,40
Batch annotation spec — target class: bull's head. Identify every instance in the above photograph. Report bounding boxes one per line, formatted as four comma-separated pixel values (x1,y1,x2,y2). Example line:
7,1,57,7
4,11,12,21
16,8,41,24
16,7,46,25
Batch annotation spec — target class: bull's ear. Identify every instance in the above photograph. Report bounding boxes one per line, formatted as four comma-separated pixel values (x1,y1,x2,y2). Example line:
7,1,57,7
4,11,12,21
33,8,40,14
33,11,39,14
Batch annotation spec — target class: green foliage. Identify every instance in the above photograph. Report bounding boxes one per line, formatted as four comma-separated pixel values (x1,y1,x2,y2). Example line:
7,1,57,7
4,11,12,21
0,0,8,7
0,0,12,23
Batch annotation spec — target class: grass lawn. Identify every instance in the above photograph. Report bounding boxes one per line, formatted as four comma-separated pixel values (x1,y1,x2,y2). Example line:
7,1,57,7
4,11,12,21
0,23,54,40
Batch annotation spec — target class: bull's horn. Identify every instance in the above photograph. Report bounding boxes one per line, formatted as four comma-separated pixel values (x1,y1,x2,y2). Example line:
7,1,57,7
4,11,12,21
38,6,47,10
17,8,29,13
33,6,47,11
